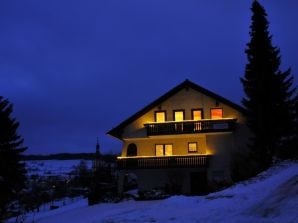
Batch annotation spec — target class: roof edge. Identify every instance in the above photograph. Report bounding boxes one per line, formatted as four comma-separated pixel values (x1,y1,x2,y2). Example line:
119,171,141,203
107,79,245,139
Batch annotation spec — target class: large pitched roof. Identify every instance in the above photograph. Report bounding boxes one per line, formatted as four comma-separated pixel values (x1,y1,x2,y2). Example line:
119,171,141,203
107,79,245,139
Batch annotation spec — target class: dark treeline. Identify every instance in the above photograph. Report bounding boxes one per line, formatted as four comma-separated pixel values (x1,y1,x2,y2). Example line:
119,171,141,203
22,153,118,162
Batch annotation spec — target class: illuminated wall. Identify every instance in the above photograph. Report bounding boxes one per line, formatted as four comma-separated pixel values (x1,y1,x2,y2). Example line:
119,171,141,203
121,87,245,139
115,86,250,194
121,134,208,157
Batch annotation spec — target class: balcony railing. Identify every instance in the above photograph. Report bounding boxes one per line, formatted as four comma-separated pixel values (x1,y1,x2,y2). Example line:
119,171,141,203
117,155,211,170
144,118,236,136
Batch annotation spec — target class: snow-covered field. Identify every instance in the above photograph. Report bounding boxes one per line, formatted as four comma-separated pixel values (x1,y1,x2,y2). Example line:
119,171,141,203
19,161,297,223
25,160,92,177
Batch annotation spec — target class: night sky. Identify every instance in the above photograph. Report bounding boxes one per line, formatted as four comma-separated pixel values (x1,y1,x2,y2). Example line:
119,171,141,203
1,1,297,155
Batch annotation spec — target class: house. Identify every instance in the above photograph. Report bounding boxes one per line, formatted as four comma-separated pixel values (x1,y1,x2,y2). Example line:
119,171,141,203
107,79,249,195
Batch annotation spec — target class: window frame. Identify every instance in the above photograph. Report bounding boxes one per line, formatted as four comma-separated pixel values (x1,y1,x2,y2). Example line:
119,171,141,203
155,110,167,122
191,108,204,120
155,144,173,156
164,144,173,156
173,109,185,122
210,108,223,119
155,144,164,156
127,143,138,156
188,142,198,153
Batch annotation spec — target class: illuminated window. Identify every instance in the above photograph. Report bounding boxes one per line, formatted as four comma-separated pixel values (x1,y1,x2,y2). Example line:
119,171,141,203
165,144,173,156
188,142,197,153
174,110,184,121
155,144,173,156
211,108,223,119
155,111,166,122
155,144,164,156
192,109,203,120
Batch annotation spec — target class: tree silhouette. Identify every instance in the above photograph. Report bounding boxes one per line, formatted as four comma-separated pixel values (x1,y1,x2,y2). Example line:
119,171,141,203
241,1,297,170
0,96,27,221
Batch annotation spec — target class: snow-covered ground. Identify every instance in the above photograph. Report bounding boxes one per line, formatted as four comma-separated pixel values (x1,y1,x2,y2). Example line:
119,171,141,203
18,161,297,223
25,160,92,177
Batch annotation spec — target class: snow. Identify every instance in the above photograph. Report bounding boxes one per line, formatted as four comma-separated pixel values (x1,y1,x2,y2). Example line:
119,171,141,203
21,197,87,223
18,161,298,223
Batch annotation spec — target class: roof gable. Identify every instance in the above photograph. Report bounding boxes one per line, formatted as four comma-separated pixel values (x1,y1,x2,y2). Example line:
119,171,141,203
107,79,245,139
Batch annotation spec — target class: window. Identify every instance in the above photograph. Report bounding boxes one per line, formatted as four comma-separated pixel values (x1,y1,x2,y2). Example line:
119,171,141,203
165,144,173,156
173,110,184,132
188,142,198,153
192,109,203,120
174,110,184,121
127,143,137,156
155,144,173,156
155,111,166,122
211,108,223,119
155,144,164,156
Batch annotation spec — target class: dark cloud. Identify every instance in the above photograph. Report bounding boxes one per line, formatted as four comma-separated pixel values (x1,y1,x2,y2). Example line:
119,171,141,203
0,0,297,154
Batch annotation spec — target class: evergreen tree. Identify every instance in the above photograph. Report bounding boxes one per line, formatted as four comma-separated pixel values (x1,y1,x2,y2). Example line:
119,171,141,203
0,96,27,221
241,1,297,170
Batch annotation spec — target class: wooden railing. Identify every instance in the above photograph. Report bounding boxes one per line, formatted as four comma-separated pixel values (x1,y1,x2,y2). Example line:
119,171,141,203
117,155,211,169
144,119,236,136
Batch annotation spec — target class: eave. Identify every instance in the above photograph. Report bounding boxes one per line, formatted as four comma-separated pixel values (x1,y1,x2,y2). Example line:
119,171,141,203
107,79,246,139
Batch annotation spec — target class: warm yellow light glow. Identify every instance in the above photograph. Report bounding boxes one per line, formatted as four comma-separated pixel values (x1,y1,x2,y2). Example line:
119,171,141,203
155,144,173,156
155,144,164,156
145,117,235,125
211,108,223,119
193,110,202,120
188,142,197,152
155,111,166,122
174,111,184,121
205,148,214,155
117,153,214,160
165,144,173,156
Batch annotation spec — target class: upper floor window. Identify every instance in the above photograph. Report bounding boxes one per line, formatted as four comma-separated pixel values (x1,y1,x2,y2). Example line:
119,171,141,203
155,111,166,122
192,109,203,120
211,108,223,119
155,144,173,156
174,110,184,121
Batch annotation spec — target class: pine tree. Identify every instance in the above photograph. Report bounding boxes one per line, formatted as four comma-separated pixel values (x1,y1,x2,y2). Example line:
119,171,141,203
0,96,27,221
241,1,297,170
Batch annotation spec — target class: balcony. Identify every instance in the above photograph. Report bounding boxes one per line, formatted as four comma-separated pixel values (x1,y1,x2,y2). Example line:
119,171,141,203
117,155,211,170
144,118,236,136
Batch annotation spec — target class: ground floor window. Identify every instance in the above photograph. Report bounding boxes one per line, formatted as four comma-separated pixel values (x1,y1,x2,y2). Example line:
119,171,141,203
188,142,198,153
127,143,137,156
155,144,172,156
188,141,206,154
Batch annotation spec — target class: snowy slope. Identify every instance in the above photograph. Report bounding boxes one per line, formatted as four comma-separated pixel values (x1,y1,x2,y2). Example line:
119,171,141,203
22,161,297,223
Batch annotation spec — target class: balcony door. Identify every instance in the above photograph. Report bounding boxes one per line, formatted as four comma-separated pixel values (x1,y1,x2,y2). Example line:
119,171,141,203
192,109,203,131
174,110,184,132
174,110,184,121
192,109,203,120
